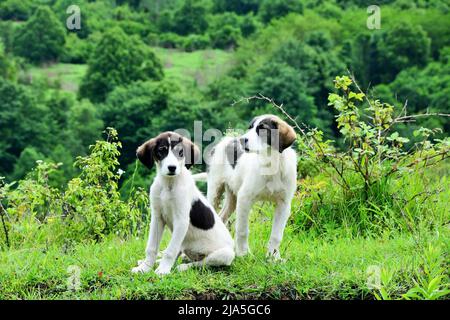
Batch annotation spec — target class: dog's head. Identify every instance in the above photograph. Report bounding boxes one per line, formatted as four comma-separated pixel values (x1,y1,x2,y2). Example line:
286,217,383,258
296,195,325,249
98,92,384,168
240,114,296,153
136,132,200,177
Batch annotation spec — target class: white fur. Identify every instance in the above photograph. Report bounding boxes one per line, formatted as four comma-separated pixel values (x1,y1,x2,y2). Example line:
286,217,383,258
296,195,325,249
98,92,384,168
207,116,297,259
132,147,234,275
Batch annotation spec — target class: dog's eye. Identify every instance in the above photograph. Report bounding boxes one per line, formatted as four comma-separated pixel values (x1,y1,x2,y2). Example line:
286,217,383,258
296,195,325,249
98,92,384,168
178,148,184,157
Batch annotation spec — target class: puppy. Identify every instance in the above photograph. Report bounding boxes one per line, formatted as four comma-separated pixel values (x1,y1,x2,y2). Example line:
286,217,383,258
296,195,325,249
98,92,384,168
132,132,234,275
207,115,297,259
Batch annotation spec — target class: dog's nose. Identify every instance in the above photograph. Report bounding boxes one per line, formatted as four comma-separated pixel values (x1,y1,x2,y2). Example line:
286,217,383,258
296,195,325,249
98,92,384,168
168,165,176,173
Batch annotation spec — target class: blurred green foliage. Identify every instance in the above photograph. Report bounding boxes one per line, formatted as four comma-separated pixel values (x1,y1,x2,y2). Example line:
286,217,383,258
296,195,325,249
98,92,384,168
0,0,448,193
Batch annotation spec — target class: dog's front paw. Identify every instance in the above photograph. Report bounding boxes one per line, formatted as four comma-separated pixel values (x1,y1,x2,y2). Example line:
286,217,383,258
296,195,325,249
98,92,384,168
176,263,193,272
155,265,171,276
131,260,152,274
236,245,250,257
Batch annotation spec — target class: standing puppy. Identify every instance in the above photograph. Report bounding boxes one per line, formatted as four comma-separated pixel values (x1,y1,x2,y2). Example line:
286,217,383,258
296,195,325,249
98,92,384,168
132,132,234,275
207,115,297,259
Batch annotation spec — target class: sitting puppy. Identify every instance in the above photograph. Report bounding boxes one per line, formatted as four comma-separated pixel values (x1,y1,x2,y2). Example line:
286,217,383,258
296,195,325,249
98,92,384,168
206,115,297,259
132,132,234,275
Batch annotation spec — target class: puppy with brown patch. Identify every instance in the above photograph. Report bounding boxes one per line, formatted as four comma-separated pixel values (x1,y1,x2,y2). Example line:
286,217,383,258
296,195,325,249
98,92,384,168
206,115,297,259
131,132,234,275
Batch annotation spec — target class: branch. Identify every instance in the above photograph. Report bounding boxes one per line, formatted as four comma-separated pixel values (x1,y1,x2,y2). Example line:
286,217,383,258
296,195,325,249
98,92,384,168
233,93,309,137
394,112,450,124
0,202,10,249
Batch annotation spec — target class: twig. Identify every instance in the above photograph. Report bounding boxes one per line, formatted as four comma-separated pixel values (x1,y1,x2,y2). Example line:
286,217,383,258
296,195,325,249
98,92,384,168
394,112,450,124
0,202,10,249
232,93,309,137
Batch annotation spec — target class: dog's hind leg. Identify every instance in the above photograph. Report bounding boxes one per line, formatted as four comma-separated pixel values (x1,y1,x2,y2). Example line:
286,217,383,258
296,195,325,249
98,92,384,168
207,180,225,212
219,187,236,223
176,247,235,272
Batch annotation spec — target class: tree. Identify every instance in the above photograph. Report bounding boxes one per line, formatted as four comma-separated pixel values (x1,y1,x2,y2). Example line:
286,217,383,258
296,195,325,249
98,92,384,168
79,27,163,102
172,0,208,35
13,6,66,63
67,100,104,153
0,0,32,21
250,61,319,126
259,0,304,23
375,22,431,83
11,147,45,181
0,40,17,81
101,80,172,165
0,79,51,175
213,0,260,14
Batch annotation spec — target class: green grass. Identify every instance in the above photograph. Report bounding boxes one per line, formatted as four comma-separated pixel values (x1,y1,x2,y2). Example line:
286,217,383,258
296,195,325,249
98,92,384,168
153,47,234,88
22,48,233,94
25,63,88,92
1,207,447,300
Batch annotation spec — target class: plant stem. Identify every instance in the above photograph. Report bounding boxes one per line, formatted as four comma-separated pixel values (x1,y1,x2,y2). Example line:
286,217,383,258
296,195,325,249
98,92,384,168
0,202,10,249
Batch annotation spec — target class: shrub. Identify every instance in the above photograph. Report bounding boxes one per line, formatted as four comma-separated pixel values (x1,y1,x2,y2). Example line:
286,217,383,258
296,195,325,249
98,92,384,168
157,32,185,48
61,33,93,64
0,129,149,249
182,34,211,51
294,75,449,234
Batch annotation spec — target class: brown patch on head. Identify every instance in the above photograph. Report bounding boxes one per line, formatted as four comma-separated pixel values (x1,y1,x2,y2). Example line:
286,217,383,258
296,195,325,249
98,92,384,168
136,131,200,170
257,115,296,152
181,135,200,169
272,115,296,152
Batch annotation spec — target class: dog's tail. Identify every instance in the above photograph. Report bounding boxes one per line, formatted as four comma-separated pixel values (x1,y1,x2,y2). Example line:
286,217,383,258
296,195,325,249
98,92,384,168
192,172,208,182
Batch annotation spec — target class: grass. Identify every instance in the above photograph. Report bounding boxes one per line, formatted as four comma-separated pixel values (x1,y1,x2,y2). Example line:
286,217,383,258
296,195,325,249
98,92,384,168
24,63,88,92
153,47,234,88
22,48,234,93
1,205,447,300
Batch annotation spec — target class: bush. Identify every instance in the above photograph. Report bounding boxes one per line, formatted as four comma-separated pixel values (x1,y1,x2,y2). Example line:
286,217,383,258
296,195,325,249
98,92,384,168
182,34,211,51
0,129,149,249
291,75,450,234
157,32,185,48
61,33,93,64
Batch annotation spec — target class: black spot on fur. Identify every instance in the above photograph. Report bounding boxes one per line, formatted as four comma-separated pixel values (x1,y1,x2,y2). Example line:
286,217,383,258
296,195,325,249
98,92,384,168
190,199,215,230
225,139,243,169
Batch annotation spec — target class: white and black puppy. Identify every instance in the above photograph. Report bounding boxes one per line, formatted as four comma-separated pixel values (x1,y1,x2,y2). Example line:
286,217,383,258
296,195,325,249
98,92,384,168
207,115,297,259
132,132,234,275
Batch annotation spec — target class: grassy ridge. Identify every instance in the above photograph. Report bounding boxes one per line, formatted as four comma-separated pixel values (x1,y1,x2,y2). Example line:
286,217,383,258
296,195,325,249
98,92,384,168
23,48,234,93
1,206,447,300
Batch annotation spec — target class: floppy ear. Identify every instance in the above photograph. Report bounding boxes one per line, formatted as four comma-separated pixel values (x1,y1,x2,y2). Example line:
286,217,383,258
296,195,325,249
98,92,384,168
182,138,200,169
136,139,156,169
277,119,297,152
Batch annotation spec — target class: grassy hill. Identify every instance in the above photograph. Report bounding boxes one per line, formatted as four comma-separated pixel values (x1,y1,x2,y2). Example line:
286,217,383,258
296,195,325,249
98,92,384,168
23,48,234,93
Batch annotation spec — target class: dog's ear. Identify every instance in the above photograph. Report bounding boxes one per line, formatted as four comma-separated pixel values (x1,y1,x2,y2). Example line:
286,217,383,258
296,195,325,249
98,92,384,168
181,137,200,169
276,119,297,152
136,138,156,169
